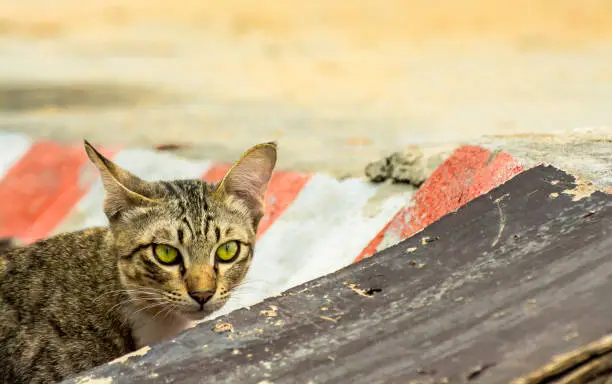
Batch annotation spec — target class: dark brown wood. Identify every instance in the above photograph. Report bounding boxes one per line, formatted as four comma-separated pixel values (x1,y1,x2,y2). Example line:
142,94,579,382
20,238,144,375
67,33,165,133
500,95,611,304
64,165,612,384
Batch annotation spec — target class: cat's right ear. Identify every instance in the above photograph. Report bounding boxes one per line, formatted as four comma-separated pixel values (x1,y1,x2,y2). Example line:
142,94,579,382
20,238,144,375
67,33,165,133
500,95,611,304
84,140,158,220
214,142,277,222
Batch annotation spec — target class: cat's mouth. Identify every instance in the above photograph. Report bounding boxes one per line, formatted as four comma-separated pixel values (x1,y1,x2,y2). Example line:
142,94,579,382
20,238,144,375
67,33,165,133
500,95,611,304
179,299,227,320
180,306,215,320
124,290,228,321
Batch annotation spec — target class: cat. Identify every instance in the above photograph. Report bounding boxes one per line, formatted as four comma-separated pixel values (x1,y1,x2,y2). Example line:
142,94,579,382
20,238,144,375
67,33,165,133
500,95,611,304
0,140,277,383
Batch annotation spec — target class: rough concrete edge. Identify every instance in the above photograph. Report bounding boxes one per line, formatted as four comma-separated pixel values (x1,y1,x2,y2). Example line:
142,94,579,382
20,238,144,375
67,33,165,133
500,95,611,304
364,143,460,186
476,126,612,190
364,126,611,191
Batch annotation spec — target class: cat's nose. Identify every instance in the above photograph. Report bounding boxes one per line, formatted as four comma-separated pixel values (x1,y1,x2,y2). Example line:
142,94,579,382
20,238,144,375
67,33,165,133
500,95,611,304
189,290,214,305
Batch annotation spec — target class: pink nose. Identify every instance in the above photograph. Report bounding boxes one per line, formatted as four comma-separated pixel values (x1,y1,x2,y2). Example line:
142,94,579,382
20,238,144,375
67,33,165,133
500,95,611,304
189,290,214,305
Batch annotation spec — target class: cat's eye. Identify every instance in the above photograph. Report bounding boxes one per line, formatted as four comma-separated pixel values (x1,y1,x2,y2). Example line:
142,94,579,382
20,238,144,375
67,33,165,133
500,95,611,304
216,241,240,263
153,244,181,265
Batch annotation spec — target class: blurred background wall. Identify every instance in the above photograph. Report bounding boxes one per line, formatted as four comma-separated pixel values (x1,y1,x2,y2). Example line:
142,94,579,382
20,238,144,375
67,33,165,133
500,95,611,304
1,1,611,175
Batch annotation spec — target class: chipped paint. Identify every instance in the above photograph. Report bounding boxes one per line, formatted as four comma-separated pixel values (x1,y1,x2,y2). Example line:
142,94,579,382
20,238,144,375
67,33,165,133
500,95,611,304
260,305,278,318
109,346,151,365
213,322,233,333
421,236,439,245
75,376,114,384
319,315,338,323
344,282,372,298
562,178,602,201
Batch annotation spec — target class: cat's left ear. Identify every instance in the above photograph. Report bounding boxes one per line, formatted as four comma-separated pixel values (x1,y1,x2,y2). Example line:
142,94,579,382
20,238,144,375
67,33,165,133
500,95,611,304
83,140,158,220
215,142,277,221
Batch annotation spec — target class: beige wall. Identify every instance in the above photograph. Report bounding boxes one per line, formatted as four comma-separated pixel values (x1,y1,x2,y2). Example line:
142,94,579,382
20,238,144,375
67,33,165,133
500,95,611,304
3,1,612,44
2,1,611,175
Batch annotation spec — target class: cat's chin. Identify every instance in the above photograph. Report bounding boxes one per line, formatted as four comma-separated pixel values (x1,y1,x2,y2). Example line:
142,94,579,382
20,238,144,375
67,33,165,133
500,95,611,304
179,311,212,321
177,301,228,321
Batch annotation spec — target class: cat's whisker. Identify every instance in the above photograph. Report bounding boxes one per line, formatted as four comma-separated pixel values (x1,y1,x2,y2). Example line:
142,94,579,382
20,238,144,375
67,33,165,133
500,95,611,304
150,307,166,322
105,297,166,318
129,300,171,318
94,291,160,303
230,280,267,292
123,284,166,294
151,303,176,322
94,286,166,301
124,286,169,297
163,305,177,321
235,278,266,287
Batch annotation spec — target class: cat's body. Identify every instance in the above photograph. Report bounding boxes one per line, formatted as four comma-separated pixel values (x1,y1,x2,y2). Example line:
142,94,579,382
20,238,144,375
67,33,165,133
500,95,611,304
0,229,134,383
0,141,277,383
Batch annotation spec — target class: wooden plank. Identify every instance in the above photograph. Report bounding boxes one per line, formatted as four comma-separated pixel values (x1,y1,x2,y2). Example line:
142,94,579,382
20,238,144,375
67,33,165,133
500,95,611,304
65,165,612,384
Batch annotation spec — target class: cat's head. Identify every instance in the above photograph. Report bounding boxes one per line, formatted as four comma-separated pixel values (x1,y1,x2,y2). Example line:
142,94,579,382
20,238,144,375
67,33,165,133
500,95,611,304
84,141,276,320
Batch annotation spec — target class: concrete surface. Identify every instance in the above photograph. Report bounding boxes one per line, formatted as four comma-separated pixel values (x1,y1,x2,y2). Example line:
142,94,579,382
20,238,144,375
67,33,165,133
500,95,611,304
1,1,612,176
364,143,460,185
479,126,612,189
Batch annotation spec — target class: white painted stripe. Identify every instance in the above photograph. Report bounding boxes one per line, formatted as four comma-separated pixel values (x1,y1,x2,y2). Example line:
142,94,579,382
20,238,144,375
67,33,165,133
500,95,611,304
212,175,413,318
55,149,213,233
0,132,32,179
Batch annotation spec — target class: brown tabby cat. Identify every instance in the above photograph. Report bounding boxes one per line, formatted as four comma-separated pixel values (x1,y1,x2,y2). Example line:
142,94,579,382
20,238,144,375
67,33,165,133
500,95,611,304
0,140,277,383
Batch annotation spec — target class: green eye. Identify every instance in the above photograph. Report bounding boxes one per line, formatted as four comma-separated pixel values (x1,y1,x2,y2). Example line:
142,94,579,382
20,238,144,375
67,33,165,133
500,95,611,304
154,244,180,264
216,241,240,263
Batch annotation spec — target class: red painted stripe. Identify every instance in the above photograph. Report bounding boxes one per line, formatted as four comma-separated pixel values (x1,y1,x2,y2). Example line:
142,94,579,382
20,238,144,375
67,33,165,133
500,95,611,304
203,165,311,238
0,141,117,243
354,146,525,262
202,164,232,184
